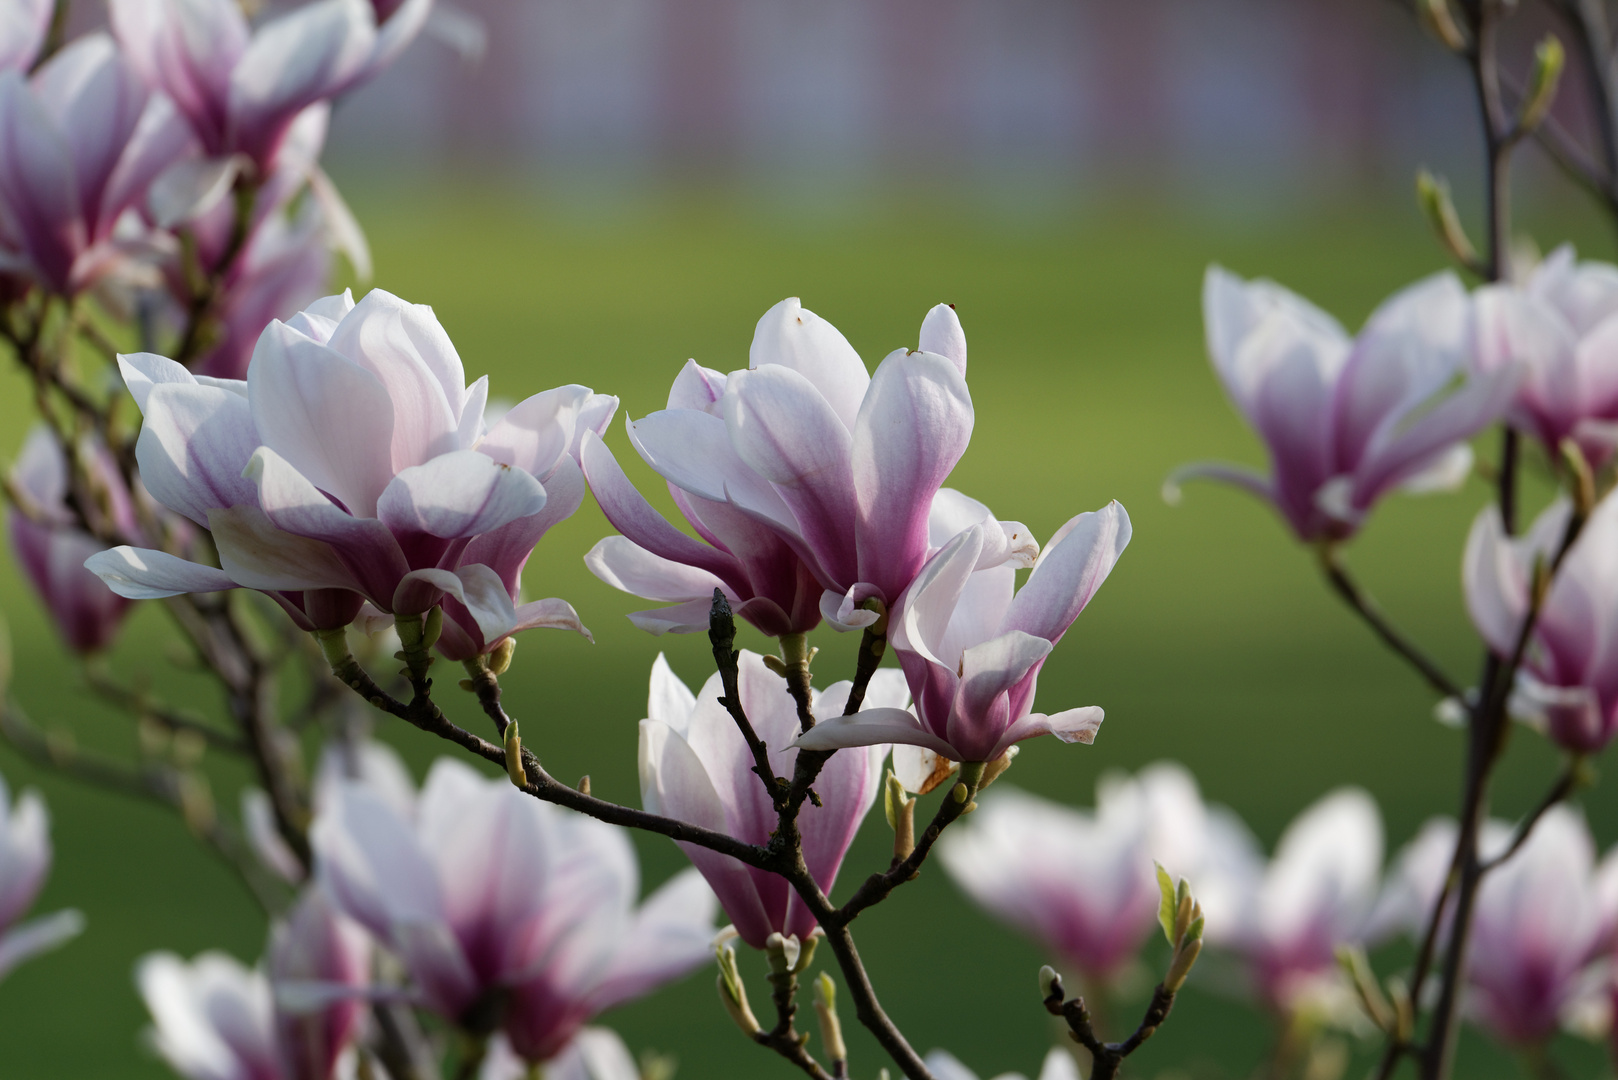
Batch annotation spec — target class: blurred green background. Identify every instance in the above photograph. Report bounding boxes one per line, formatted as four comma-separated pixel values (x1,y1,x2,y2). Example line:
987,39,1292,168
0,178,1614,1079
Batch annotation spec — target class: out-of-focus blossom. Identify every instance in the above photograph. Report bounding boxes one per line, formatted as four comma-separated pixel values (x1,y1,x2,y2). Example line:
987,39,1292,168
7,426,138,653
110,0,432,171
584,298,983,637
1175,268,1518,541
313,757,716,1062
479,1028,641,1080
1472,246,1618,462
639,651,898,948
0,770,82,982
1202,788,1382,1015
86,290,613,637
1377,809,1618,1047
0,33,190,293
1464,494,1618,752
923,1048,1080,1080
797,504,1130,763
0,0,50,72
938,764,1252,983
138,887,370,1080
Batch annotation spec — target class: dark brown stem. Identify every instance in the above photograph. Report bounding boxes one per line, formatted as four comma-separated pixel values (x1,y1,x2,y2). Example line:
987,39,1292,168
754,968,834,1080
173,176,260,367
708,592,787,807
1481,758,1585,873
1044,969,1177,1079
1319,546,1465,700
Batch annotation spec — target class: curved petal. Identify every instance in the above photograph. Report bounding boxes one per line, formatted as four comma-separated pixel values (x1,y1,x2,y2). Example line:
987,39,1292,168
480,384,595,477
0,908,83,980
0,69,80,290
1463,505,1528,657
227,0,372,165
84,546,237,599
626,410,796,536
584,536,728,603
792,707,959,757
955,631,1052,729
991,706,1105,758
583,868,715,1013
917,303,967,375
207,504,357,592
1005,502,1131,646
134,380,259,527
892,524,986,669
748,297,869,430
377,450,547,540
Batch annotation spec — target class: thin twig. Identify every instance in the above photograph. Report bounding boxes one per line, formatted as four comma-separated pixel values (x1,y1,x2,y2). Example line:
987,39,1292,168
1481,758,1585,872
1044,971,1177,1080
1318,546,1465,700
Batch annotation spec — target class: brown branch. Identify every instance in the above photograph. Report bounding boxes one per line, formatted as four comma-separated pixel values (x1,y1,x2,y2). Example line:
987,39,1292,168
1319,545,1465,701
1044,970,1176,1080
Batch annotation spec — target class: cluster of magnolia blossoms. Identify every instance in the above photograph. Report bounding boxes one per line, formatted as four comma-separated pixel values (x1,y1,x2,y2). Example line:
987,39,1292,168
140,744,716,1078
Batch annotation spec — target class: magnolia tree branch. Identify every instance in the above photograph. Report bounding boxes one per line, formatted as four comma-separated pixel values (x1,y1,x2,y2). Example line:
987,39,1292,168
1318,545,1465,700
1043,971,1178,1080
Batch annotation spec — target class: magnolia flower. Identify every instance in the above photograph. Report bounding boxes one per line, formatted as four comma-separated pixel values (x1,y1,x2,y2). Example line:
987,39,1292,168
110,0,431,170
312,757,716,1062
0,0,50,72
939,764,1250,983
584,298,978,636
797,504,1130,763
479,1029,641,1080
138,888,371,1080
0,771,82,982
1200,788,1381,1015
1464,494,1618,752
639,651,899,947
923,1048,1080,1080
1472,245,1618,462
86,290,613,640
1174,268,1518,541
7,427,138,653
0,33,190,293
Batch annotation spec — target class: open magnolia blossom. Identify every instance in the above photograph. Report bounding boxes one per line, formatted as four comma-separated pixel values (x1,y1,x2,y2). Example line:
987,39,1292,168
7,426,139,654
110,0,431,171
923,1048,1081,1080
478,1028,642,1080
312,757,716,1062
1377,809,1618,1046
584,297,995,637
138,888,370,1080
639,651,900,947
1471,245,1618,462
0,32,190,294
1173,267,1519,541
0,770,82,983
796,503,1129,763
1201,788,1382,1016
1464,493,1618,752
85,289,612,642
939,764,1250,983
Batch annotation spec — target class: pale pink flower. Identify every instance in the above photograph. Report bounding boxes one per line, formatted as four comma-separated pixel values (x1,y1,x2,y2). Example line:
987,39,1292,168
7,426,138,653
0,770,82,983
923,1048,1080,1080
638,651,900,947
938,764,1251,983
1176,268,1518,541
109,0,431,170
584,298,980,637
0,33,191,293
1202,788,1382,1015
86,290,612,637
479,1028,642,1080
0,0,51,73
312,758,716,1062
796,503,1129,763
1464,493,1618,752
1471,245,1618,463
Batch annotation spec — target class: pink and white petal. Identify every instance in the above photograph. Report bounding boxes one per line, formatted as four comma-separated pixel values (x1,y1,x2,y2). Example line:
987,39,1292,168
227,0,372,164
31,35,147,227
101,94,198,229
1161,460,1275,508
285,289,354,343
666,359,728,414
367,0,434,70
1006,502,1131,646
852,349,974,602
917,303,967,375
0,909,83,980
932,566,1016,674
819,586,881,632
541,1028,642,1080
508,598,590,641
792,708,958,757
84,546,237,599
391,567,464,616
626,410,796,535
579,433,741,581
207,504,357,592
0,0,50,73
0,70,82,289
585,868,715,1013
134,381,259,526
892,525,985,668
457,456,586,597
146,152,240,229
1203,266,1348,412
748,297,870,431
1463,505,1530,657
991,706,1105,758
627,598,726,636
1352,365,1520,506
480,385,593,477
648,654,696,725
376,450,546,540
311,783,446,941
248,321,397,518
585,536,729,604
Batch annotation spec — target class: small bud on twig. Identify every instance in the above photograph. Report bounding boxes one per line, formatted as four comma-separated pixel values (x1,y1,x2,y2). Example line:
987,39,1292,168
1038,964,1062,1002
813,972,847,1067
1417,0,1468,52
715,938,761,1037
1518,35,1566,135
488,636,516,676
577,775,591,796
503,720,527,788
764,932,801,975
1559,438,1596,518
1416,170,1483,275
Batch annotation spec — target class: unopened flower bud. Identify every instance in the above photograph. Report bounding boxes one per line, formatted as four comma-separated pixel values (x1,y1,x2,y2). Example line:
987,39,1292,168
488,636,517,676
1163,937,1202,993
979,745,1019,789
715,939,761,1037
503,721,527,788
1416,170,1480,271
1417,0,1467,51
764,932,801,975
1038,965,1062,1002
813,972,846,1065
422,606,443,649
1520,35,1566,134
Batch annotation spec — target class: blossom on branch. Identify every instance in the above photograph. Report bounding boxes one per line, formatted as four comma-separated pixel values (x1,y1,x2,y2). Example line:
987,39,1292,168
0,33,190,294
639,651,901,947
584,298,994,636
795,503,1129,763
1173,268,1518,541
312,757,716,1063
1464,493,1618,752
1471,245,1618,463
110,0,432,171
0,770,82,983
7,426,139,653
86,289,612,639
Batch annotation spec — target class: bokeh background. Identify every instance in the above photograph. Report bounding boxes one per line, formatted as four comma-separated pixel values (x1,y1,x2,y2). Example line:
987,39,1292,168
3,0,1617,1076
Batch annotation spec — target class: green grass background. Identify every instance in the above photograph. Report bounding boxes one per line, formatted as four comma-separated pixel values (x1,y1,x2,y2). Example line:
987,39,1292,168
0,179,1613,1078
